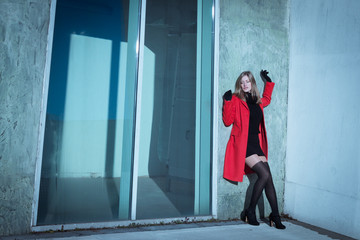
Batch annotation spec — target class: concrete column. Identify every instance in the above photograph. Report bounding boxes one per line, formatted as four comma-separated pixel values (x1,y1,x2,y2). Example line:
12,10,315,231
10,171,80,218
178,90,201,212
217,0,289,219
0,0,51,236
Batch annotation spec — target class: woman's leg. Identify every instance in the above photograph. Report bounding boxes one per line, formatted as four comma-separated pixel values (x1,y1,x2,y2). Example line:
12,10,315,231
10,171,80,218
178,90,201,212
262,162,279,215
245,154,263,168
245,155,286,228
263,162,286,229
245,155,270,213
246,155,280,214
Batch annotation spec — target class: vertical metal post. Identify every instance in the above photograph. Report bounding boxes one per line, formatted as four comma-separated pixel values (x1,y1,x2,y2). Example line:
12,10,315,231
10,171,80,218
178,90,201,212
131,0,147,221
118,0,142,220
195,0,214,215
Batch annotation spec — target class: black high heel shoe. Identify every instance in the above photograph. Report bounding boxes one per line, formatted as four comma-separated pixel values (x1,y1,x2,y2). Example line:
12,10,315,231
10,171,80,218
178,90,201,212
269,213,286,229
241,209,260,226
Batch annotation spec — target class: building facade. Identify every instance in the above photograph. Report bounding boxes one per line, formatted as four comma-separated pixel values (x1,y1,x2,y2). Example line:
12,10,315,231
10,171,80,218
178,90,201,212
1,0,288,236
2,0,359,239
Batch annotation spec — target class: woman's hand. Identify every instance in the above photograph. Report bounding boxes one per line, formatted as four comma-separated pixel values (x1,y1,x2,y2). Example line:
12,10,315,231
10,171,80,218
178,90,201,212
260,70,272,83
223,90,232,101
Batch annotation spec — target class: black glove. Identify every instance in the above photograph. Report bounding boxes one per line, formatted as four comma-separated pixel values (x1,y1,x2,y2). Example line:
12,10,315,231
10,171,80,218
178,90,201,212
260,70,272,82
223,90,232,101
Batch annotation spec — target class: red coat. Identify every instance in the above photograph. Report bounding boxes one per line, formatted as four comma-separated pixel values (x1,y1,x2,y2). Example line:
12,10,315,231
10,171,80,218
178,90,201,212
222,82,275,182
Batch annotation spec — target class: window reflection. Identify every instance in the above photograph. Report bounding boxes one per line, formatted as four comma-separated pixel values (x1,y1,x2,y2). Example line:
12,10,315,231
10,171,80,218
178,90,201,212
37,0,130,225
136,0,198,219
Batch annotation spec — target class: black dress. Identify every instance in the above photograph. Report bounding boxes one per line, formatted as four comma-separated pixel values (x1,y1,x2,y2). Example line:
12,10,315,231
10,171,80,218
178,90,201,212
245,93,265,157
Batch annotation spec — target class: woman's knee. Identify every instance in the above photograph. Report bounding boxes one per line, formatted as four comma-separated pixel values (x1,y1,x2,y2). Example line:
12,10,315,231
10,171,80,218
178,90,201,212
256,162,271,181
263,168,271,181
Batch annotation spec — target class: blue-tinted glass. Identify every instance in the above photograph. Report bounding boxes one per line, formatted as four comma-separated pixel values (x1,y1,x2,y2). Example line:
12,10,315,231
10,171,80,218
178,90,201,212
136,0,213,219
37,0,136,225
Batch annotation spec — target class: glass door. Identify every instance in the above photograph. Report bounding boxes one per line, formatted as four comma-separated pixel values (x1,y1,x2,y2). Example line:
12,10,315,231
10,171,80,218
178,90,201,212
36,0,213,226
37,0,140,225
135,0,213,219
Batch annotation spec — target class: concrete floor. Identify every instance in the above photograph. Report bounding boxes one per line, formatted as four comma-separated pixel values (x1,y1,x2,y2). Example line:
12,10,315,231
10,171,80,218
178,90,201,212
3,219,356,240
15,177,356,240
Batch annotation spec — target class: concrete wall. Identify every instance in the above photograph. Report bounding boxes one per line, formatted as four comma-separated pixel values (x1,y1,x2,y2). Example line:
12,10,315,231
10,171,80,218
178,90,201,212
0,0,51,236
285,0,360,239
217,0,289,219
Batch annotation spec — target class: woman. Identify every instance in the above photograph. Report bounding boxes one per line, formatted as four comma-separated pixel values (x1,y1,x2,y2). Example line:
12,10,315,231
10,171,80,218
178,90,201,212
222,70,285,229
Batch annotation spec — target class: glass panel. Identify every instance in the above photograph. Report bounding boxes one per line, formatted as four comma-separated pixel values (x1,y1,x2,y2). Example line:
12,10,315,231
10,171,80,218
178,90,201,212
136,0,212,219
37,0,138,225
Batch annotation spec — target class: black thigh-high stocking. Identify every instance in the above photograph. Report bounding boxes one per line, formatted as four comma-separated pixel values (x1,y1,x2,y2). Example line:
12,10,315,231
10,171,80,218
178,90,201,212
263,162,279,215
247,161,280,216
247,161,285,229
247,161,270,213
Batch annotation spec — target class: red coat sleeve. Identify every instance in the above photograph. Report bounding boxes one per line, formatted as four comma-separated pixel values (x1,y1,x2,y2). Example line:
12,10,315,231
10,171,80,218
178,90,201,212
222,97,236,127
261,82,275,107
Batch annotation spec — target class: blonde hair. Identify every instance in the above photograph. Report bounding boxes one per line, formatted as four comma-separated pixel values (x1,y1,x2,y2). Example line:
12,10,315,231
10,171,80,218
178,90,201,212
234,71,261,104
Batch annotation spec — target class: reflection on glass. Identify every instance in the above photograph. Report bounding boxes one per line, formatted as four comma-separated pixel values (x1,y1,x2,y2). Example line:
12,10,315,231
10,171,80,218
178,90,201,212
37,0,131,225
136,0,198,219
37,0,212,225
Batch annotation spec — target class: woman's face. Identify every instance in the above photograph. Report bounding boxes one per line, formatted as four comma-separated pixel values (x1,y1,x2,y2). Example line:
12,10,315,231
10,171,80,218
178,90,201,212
240,75,252,93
